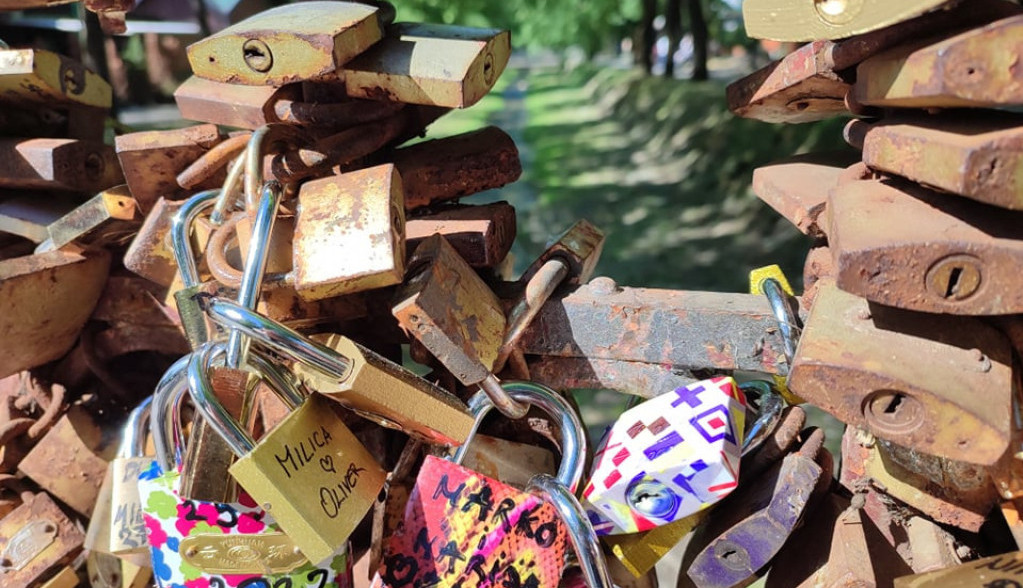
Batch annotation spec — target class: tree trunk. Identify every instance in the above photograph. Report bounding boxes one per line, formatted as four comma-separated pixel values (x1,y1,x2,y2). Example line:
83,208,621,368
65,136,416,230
664,0,682,78
687,0,709,80
639,0,657,74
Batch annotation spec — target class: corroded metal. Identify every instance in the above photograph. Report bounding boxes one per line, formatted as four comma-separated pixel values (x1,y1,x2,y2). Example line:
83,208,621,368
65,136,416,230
114,124,224,213
828,179,1023,315
47,185,140,249
406,201,516,268
861,113,1023,210
855,15,1023,108
389,126,522,210
122,198,182,288
0,248,110,379
751,151,857,237
186,2,383,86
516,280,792,384
340,23,510,108
176,133,251,191
0,138,123,193
789,280,1012,465
0,493,84,588
0,48,111,108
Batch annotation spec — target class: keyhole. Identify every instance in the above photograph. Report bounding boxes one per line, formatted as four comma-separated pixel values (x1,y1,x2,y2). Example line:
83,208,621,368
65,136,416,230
925,255,981,302
882,393,903,415
864,390,924,435
945,267,964,298
242,39,273,73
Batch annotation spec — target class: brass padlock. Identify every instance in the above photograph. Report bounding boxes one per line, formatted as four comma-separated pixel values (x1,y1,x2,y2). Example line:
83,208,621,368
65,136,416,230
0,47,111,108
113,124,225,213
186,1,384,86
47,185,140,249
0,247,110,379
0,138,123,193
293,164,405,300
202,296,475,446
107,396,153,560
188,340,386,564
0,492,86,588
789,280,1013,465
340,23,510,108
741,0,946,41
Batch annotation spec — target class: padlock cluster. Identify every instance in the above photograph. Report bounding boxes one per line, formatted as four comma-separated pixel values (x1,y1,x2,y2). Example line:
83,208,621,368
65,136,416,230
3,0,1023,587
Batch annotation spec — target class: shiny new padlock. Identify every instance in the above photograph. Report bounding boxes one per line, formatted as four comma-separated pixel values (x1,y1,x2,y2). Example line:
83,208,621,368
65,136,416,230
371,381,595,588
140,354,354,588
188,339,387,565
582,376,747,535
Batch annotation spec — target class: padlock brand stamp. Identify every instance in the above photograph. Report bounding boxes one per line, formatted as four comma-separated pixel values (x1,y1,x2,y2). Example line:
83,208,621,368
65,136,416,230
179,532,309,574
0,519,57,572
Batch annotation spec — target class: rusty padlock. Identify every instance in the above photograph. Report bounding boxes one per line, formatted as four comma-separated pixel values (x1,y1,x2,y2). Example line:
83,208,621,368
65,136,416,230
789,279,1013,465
186,1,385,86
751,152,857,238
0,46,111,109
0,138,123,193
340,22,510,108
406,201,517,268
47,184,140,249
0,491,86,588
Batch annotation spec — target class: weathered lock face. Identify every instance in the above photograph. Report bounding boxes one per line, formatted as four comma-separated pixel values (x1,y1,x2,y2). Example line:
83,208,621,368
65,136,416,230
174,75,300,129
405,201,517,268
583,377,747,535
371,455,571,588
230,392,386,564
0,138,123,193
48,184,140,249
0,493,85,588
0,48,111,108
293,164,406,300
186,1,383,85
108,456,155,557
340,23,511,108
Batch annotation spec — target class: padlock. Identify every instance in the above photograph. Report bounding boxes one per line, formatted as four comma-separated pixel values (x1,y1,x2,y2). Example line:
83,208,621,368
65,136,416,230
789,279,1013,465
203,296,475,445
107,396,154,560
855,15,1023,109
860,112,1023,211
683,428,833,588
892,551,1023,587
370,380,596,588
751,152,857,238
0,138,124,193
292,164,405,300
141,351,354,588
517,280,791,394
124,199,187,288
188,339,386,564
186,1,384,86
740,0,947,41
387,126,522,212
582,377,747,535
0,193,78,243
0,47,111,108
828,178,1023,314
47,185,140,249
340,23,509,108
0,491,86,588
113,125,226,214
406,201,517,268
18,404,112,517
392,233,508,401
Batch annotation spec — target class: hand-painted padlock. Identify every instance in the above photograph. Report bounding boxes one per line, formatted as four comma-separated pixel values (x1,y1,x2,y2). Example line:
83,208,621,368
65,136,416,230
187,339,387,565
371,381,589,588
139,348,355,588
582,376,747,535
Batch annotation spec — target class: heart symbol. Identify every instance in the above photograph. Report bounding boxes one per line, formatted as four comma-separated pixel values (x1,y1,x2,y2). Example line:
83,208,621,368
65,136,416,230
381,553,419,585
319,455,336,474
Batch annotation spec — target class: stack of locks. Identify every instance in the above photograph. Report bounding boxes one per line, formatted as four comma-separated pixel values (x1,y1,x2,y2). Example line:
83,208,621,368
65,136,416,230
0,0,1020,587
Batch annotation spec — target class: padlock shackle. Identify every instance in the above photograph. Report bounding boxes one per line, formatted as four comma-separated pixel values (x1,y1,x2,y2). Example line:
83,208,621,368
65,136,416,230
739,381,786,457
226,180,282,370
171,189,219,289
210,153,246,225
204,297,354,382
187,341,306,458
760,277,801,364
527,474,615,588
118,394,153,459
453,381,587,493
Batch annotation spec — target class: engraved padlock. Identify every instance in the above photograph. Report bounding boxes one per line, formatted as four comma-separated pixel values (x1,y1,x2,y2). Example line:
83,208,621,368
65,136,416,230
582,376,748,535
108,395,155,561
371,381,589,588
188,340,386,565
140,350,355,588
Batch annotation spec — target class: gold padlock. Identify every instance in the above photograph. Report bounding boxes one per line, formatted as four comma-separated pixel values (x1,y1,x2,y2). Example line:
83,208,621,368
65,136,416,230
293,164,405,300
186,1,383,86
107,397,154,560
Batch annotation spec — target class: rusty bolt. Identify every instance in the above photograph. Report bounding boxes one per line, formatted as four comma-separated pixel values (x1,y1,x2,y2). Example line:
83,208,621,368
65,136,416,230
925,255,982,301
242,39,273,73
863,390,924,436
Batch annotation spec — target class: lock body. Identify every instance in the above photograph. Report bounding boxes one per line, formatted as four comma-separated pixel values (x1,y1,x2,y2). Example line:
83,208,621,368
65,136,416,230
0,47,111,108
0,493,85,588
0,138,123,192
48,185,140,249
